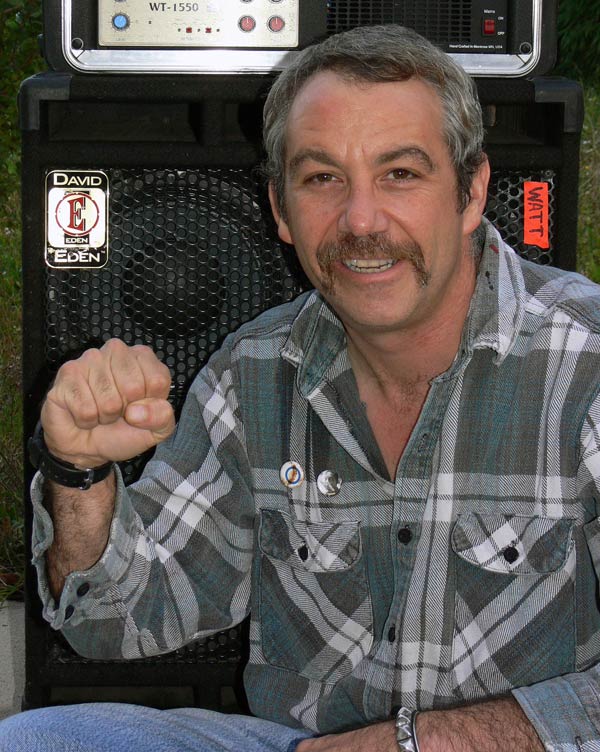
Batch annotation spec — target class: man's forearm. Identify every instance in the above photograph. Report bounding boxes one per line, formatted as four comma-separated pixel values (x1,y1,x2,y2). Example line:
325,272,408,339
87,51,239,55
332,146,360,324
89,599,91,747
44,472,117,600
296,696,545,752
416,696,544,752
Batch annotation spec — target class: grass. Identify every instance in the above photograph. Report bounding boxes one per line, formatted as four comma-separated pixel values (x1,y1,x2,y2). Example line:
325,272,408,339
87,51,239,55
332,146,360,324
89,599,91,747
0,178,25,601
0,6,599,603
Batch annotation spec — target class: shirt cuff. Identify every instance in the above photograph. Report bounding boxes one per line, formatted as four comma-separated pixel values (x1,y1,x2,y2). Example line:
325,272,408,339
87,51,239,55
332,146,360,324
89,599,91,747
30,466,138,630
513,668,600,750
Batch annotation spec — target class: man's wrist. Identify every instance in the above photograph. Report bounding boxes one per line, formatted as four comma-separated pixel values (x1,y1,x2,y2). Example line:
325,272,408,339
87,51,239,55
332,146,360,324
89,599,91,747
29,420,114,490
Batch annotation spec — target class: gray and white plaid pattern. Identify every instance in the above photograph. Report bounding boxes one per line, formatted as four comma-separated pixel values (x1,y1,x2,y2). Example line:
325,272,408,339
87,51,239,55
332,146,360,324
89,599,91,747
31,220,600,747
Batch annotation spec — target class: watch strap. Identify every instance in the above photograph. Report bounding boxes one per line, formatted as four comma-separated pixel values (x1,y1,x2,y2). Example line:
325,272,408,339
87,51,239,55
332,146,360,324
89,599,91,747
28,420,114,491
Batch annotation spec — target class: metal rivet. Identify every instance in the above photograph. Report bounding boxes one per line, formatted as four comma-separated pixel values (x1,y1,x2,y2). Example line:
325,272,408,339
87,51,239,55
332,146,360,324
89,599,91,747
317,470,342,496
280,461,304,488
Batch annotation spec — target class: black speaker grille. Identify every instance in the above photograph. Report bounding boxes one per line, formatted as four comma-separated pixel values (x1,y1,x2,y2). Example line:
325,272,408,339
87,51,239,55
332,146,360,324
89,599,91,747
487,169,556,266
327,0,473,45
44,165,555,482
45,170,305,382
36,163,559,692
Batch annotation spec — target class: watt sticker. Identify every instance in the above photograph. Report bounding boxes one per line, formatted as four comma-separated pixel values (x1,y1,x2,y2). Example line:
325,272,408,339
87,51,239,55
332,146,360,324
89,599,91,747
46,170,109,268
523,181,549,249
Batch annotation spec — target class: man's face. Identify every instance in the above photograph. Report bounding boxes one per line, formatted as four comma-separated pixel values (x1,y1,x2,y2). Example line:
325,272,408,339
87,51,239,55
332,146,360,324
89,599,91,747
269,71,489,338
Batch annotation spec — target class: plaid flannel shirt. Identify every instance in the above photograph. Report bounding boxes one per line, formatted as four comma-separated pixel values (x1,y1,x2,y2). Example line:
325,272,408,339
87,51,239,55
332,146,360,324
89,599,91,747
33,221,600,748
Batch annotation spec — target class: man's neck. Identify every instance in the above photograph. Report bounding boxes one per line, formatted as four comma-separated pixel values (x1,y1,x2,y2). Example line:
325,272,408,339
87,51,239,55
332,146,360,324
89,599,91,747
343,281,475,481
345,278,475,397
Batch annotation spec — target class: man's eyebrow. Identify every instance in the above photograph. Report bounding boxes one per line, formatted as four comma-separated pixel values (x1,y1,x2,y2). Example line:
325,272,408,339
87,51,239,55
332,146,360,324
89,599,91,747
287,146,436,177
288,149,343,177
375,147,436,172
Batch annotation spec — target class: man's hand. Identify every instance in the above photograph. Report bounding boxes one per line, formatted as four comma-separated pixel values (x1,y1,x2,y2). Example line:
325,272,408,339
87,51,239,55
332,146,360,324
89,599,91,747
295,697,545,752
42,338,174,467
40,339,174,598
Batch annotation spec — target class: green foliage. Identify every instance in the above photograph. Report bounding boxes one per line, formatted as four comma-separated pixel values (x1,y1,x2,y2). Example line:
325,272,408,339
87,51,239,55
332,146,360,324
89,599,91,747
0,1,44,167
574,88,600,282
556,0,600,81
0,1,43,598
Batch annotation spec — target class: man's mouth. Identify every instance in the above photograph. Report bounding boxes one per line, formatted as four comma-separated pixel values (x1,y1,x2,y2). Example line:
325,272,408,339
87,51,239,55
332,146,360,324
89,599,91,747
316,233,430,293
342,259,397,273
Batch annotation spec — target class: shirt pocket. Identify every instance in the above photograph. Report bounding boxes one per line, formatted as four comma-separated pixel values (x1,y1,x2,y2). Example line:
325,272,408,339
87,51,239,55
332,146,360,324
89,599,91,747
257,508,374,683
450,513,575,698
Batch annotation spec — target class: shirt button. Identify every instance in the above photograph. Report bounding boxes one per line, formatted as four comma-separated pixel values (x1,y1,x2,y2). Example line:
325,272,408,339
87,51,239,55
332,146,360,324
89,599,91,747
298,545,309,561
503,546,519,564
76,582,90,597
397,527,412,545
65,605,75,620
388,626,396,643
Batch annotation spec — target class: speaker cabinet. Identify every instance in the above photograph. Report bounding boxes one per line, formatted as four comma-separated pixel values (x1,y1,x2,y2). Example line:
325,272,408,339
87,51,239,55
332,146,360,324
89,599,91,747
20,72,583,709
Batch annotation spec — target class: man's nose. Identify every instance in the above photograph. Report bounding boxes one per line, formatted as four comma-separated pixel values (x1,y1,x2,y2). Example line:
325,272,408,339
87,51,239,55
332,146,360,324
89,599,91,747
338,183,389,238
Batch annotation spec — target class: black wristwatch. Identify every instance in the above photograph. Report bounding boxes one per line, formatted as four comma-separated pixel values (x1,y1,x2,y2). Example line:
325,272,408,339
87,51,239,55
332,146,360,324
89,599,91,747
28,420,114,491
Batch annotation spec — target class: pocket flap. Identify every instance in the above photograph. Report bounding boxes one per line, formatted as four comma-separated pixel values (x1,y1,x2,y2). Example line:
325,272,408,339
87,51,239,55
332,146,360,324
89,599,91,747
451,513,573,574
259,509,361,572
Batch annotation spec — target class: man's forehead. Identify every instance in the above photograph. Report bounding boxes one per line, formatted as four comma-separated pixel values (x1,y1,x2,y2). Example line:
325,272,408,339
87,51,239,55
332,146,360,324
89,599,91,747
287,69,440,114
282,72,445,167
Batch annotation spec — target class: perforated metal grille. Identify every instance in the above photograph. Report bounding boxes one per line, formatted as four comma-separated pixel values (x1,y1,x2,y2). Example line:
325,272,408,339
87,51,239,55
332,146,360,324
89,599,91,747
45,167,307,482
327,0,472,45
44,166,556,478
487,169,556,266
40,163,557,676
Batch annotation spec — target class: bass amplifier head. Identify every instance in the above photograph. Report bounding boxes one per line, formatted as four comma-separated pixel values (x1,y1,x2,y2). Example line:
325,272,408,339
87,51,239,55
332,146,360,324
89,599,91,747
42,0,557,76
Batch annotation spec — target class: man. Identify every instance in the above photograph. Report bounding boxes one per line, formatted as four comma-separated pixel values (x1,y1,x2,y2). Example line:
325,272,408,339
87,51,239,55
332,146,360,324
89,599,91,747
2,23,599,752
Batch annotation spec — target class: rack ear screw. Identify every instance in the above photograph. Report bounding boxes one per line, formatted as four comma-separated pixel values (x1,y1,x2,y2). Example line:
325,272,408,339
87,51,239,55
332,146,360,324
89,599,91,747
71,37,84,50
519,42,532,54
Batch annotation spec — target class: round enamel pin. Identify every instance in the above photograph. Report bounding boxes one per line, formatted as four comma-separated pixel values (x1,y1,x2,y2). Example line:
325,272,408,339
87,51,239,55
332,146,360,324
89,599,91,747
280,461,305,488
317,470,342,496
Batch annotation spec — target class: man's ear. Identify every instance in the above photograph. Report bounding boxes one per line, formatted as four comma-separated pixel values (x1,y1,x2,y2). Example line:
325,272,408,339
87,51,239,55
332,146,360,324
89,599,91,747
462,155,491,236
268,182,293,245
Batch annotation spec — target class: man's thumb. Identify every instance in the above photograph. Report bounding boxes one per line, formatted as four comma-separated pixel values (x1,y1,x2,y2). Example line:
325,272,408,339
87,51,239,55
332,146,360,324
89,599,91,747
125,398,174,438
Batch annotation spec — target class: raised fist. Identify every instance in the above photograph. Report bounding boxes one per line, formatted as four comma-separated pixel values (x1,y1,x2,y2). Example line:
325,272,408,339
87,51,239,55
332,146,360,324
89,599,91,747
41,338,175,468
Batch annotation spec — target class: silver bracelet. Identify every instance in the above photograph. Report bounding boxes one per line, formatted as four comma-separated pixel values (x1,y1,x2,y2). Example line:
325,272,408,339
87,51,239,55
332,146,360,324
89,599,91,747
412,710,421,752
395,706,419,752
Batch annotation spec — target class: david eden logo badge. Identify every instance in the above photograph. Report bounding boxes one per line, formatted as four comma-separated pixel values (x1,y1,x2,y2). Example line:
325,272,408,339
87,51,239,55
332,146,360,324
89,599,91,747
46,170,109,269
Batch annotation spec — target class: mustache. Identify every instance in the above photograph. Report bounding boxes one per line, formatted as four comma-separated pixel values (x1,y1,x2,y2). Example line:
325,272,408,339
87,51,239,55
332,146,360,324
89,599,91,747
315,233,431,294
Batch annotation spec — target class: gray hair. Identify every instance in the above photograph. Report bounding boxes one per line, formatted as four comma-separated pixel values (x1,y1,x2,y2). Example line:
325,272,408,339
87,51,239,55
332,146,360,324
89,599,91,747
263,25,486,215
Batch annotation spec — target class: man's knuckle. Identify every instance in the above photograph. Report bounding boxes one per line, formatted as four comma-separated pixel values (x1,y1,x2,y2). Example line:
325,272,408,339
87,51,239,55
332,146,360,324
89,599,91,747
75,401,98,425
148,371,171,393
132,344,154,358
103,337,126,352
100,393,123,416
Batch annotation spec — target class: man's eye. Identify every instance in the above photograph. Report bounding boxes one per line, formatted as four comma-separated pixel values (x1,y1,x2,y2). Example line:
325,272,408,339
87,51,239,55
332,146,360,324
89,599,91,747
306,173,337,184
388,168,415,181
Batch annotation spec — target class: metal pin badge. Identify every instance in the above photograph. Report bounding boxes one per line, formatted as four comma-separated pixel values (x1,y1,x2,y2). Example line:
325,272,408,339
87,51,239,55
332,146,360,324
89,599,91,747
280,461,305,488
317,470,342,496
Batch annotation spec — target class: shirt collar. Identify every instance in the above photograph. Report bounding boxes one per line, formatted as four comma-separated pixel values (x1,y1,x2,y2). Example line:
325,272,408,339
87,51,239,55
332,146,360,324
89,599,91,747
464,218,527,364
281,218,529,392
